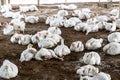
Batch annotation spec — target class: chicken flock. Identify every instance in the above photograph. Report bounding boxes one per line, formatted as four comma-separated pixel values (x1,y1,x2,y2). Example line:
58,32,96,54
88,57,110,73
0,3,120,80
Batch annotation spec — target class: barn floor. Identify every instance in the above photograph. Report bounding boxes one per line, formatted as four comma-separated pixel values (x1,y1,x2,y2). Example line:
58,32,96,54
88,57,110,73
0,5,120,80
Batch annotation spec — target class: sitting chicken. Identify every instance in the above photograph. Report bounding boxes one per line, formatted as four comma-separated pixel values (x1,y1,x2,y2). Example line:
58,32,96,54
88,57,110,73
77,65,99,76
31,33,40,44
54,39,71,60
2,11,14,18
31,30,51,44
70,41,84,52
20,44,37,62
103,42,120,55
3,23,14,35
57,10,68,17
24,15,39,24
58,4,68,10
10,33,23,43
72,10,81,17
10,19,26,34
38,38,57,48
82,51,101,65
83,24,99,35
46,33,62,43
0,60,18,79
74,22,87,31
85,38,103,50
108,32,120,43
18,34,32,45
94,72,111,80
80,72,111,80
0,4,12,13
67,4,77,10
19,5,38,12
58,4,77,10
35,48,63,61
103,21,116,32
47,26,61,35
96,21,105,30
29,5,38,11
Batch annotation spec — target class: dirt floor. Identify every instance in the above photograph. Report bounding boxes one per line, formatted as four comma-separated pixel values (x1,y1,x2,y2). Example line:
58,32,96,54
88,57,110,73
0,4,120,80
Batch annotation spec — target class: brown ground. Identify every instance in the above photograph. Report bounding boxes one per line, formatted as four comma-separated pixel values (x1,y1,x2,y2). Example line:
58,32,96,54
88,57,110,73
0,4,120,80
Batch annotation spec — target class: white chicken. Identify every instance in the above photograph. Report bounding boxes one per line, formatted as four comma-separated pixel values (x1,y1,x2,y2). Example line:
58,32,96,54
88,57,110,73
46,15,64,27
18,34,32,45
0,4,12,13
29,5,38,11
19,6,29,12
94,72,111,80
76,65,99,76
24,15,39,23
50,18,64,27
85,38,103,50
70,41,84,52
47,26,62,35
46,33,62,43
96,21,105,30
2,11,21,19
19,5,38,12
81,8,92,19
31,30,50,44
110,8,119,16
54,39,71,60
83,24,99,35
63,18,76,28
82,51,101,65
20,44,37,62
96,15,109,22
35,48,63,61
0,60,18,79
103,42,120,55
38,38,57,48
74,22,87,31
80,72,111,80
31,33,40,44
108,32,120,43
87,18,98,25
57,10,68,17
58,4,77,10
10,19,26,34
3,23,14,35
72,10,81,17
103,21,116,32
2,11,14,18
67,4,77,10
58,4,68,10
69,17,81,24
10,33,23,43
45,15,57,25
